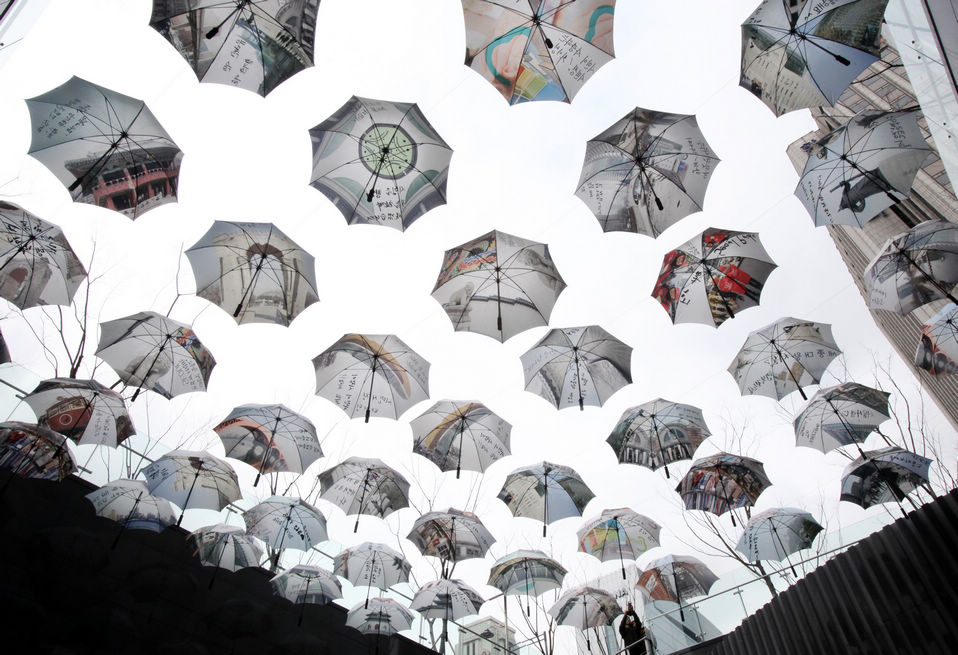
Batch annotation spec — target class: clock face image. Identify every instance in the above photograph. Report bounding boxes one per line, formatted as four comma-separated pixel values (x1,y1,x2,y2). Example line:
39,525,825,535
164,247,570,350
359,123,416,179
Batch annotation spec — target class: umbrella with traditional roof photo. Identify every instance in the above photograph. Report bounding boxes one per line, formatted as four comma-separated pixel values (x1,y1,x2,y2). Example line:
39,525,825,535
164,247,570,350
187,523,265,572
575,107,719,236
142,449,241,526
410,399,511,478
318,456,410,532
25,76,182,219
793,382,890,454
346,597,415,636
488,548,567,599
309,95,452,231
410,578,485,653
271,564,343,626
24,378,135,447
497,460,595,536
606,398,711,478
578,508,662,579
675,453,771,526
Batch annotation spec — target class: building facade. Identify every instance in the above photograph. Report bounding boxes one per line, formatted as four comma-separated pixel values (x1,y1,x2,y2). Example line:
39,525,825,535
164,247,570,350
457,616,517,655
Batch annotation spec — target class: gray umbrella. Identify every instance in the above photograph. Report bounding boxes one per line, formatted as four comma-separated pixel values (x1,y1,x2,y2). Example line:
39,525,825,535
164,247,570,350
318,456,410,532
793,382,890,454
142,449,241,525
24,378,134,447
271,564,343,626
675,453,771,526
333,541,411,608
488,549,567,598
840,445,932,511
410,399,511,478
410,577,484,621
637,554,718,622
497,461,595,536
187,523,265,572
735,507,823,576
605,398,710,478
407,507,496,576
548,586,622,652
243,495,328,568
346,597,415,636
577,508,662,579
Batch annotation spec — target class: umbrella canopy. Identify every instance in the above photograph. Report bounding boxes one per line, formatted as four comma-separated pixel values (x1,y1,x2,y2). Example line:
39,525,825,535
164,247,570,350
85,478,177,532
795,109,932,227
793,382,890,453
24,377,135,447
150,0,319,96
0,201,86,309
185,220,319,326
313,333,430,422
25,76,182,219
0,421,76,481
410,399,511,478
915,302,958,375
548,586,622,651
675,453,771,524
577,508,662,578
95,311,216,401
605,398,710,477
309,96,452,231
521,325,633,411
333,541,411,591
637,554,718,605
407,508,496,564
740,0,888,117
410,578,484,622
214,403,322,486
318,456,410,531
651,228,776,327
346,597,415,636
243,495,328,552
462,0,616,104
840,445,932,509
497,461,595,535
728,316,842,401
735,507,823,564
187,523,265,572
487,549,567,597
575,107,719,236
863,219,958,314
142,449,241,524
431,229,566,342
272,564,343,605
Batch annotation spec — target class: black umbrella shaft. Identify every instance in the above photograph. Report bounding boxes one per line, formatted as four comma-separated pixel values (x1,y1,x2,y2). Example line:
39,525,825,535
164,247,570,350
255,415,282,487
542,470,549,537
456,418,465,478
130,334,174,402
354,469,370,532
177,467,202,526
770,340,807,400
702,262,737,320
365,356,379,423
573,349,584,411
901,250,958,306
496,273,503,335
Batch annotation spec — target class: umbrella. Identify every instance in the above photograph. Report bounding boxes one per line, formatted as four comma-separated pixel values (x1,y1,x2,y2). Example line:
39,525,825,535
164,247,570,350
318,456,410,532
740,0,888,117
462,0,616,104
410,578,484,621
735,507,823,575
309,96,452,231
793,382,890,454
407,508,496,571
795,109,932,227
577,508,662,579
95,311,216,401
346,597,415,635
521,325,633,411
840,445,931,510
410,399,511,478
915,302,958,375
333,542,411,597
187,523,264,572
728,316,842,401
0,421,76,481
488,549,567,598
497,461,595,536
605,398,710,478
431,229,566,342
863,219,958,314
548,586,622,652
272,564,343,625
637,554,718,621
243,495,328,557
24,377,135,447
675,453,771,526
214,403,322,486
651,228,777,327
150,0,319,96
142,449,241,525
0,201,86,309
85,479,177,547
185,220,319,326
575,107,719,236
25,76,182,219
313,333,430,422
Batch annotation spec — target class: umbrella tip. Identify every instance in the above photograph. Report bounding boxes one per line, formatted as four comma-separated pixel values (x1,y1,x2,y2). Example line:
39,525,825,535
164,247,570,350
206,27,220,39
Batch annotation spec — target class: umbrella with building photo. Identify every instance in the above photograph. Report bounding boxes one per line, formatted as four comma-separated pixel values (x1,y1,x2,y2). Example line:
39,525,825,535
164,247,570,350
462,0,616,104
85,479,177,546
840,445,932,511
488,549,567,599
185,220,319,326
863,219,958,315
521,325,633,411
150,0,319,97
333,542,411,608
407,508,495,576
271,564,343,625
143,449,241,525
575,107,720,236
214,403,322,487
187,523,264,572
548,585,622,653
431,229,566,342
651,228,777,327
95,311,216,402
915,302,958,375
605,398,711,478
637,554,718,622
795,109,933,228
410,578,484,639
243,495,328,568
497,461,595,536
577,508,662,580
318,456,410,532
410,399,511,479
793,382,890,454
24,377,135,447
309,96,452,231
735,507,823,576
0,201,86,310
740,0,888,117
0,421,75,481
25,76,182,219
675,453,771,526
728,316,842,401
346,597,415,636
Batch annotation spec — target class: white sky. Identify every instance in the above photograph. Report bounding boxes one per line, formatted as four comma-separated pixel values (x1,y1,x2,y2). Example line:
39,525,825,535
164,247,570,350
0,1,954,654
